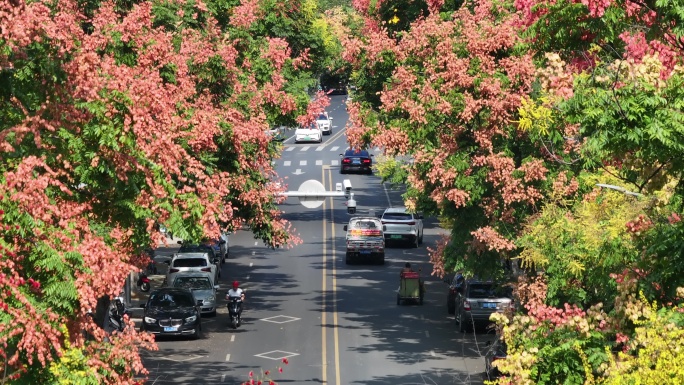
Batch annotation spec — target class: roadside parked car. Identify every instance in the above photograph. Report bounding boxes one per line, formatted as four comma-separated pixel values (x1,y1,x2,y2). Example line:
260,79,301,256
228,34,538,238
316,113,333,135
141,287,202,339
171,272,219,316
454,279,514,332
166,251,220,288
445,273,465,314
339,148,373,174
484,337,508,380
294,123,322,143
178,243,222,266
380,207,424,247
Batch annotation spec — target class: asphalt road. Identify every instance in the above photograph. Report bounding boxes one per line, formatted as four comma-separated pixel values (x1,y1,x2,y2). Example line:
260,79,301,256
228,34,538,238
139,95,492,385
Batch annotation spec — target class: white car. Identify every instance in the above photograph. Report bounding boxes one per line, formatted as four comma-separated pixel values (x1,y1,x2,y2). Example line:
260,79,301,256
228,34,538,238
380,207,424,248
165,252,219,288
294,123,323,143
316,113,333,135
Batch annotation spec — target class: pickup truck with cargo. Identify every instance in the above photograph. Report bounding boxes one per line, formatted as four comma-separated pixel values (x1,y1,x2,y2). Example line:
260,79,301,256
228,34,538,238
343,217,386,265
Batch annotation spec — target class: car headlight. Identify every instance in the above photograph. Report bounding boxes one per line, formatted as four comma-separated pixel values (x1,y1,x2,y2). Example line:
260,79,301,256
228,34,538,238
144,316,157,324
185,315,198,323
206,295,216,303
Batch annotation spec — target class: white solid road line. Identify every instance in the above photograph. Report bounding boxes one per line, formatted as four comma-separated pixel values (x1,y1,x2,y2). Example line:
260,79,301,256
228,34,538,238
231,335,235,342
225,354,230,362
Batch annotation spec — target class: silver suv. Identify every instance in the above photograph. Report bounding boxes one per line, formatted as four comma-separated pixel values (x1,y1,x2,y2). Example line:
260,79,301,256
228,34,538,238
380,207,424,247
454,280,514,332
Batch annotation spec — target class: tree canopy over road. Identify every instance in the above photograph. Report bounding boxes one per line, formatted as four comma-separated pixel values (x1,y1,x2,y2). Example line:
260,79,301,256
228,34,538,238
2,0,684,383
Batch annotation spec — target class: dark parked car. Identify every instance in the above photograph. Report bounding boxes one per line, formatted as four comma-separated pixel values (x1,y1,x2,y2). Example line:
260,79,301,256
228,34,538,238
484,337,508,380
340,149,374,174
141,287,202,339
445,273,465,314
454,279,514,332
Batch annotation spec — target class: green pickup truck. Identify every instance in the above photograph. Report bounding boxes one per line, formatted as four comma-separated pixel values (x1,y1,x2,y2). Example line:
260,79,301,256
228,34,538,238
343,217,386,265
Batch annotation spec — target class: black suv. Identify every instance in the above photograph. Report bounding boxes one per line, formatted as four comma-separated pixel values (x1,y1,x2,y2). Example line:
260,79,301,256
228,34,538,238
454,280,514,332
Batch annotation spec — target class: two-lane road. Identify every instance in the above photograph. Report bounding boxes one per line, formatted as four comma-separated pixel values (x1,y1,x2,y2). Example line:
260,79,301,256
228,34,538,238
141,95,491,385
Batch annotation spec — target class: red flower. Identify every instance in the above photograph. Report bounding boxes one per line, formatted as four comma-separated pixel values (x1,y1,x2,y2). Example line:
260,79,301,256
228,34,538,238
264,370,270,376
282,358,289,365
249,371,253,378
278,367,283,373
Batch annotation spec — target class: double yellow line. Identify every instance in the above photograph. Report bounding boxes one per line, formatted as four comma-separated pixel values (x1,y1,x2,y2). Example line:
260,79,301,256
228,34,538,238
321,165,341,384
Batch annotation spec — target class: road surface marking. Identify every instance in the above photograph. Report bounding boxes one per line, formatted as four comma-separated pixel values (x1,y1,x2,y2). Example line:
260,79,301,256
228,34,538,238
425,331,430,337
284,161,291,166
225,354,230,362
301,146,310,151
254,242,258,246
383,182,392,208
316,160,323,166
231,335,235,342
331,160,338,166
331,146,339,151
252,251,255,255
321,167,328,385
316,146,324,151
286,146,295,152
300,160,307,166
328,168,342,385
430,351,435,357
221,374,226,382
249,262,253,267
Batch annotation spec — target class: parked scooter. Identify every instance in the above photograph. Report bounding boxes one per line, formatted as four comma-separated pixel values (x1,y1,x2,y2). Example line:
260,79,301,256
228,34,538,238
227,297,242,329
108,296,129,332
137,273,151,292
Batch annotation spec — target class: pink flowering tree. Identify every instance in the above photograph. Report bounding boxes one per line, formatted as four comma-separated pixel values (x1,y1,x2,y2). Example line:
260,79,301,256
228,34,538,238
0,0,326,382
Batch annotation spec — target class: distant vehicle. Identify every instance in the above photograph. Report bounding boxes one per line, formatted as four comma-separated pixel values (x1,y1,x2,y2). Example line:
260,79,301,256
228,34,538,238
294,123,322,143
178,243,222,266
454,279,514,332
343,217,385,264
484,337,507,380
316,112,333,135
339,149,373,174
380,207,424,248
267,126,287,141
166,251,220,288
171,272,219,316
141,287,202,339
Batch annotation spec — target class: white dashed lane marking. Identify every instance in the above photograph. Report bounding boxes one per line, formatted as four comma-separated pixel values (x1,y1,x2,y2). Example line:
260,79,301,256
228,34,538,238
315,160,323,166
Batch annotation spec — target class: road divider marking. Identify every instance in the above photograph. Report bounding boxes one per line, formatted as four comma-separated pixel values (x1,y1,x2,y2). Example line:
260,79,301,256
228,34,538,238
249,262,253,267
231,335,235,342
225,354,230,362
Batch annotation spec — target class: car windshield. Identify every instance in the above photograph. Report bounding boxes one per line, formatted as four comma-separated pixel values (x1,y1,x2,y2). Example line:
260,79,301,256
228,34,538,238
468,283,511,298
172,258,207,268
352,220,378,229
179,245,212,253
317,114,328,120
173,276,213,290
383,213,412,220
149,291,195,308
344,150,368,157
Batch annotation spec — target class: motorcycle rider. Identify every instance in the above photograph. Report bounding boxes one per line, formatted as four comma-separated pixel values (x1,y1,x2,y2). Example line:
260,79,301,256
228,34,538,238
226,281,245,320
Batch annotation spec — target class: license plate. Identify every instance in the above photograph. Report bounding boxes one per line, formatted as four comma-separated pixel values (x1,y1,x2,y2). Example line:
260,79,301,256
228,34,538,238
391,235,403,239
482,303,497,309
359,250,371,254
352,159,361,164
163,326,178,332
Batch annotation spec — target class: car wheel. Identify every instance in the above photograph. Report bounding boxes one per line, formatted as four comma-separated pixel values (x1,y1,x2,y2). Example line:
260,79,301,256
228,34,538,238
412,236,419,248
192,324,202,340
340,169,345,174
397,294,401,305
418,231,423,245
378,253,385,265
457,310,466,332
345,252,352,265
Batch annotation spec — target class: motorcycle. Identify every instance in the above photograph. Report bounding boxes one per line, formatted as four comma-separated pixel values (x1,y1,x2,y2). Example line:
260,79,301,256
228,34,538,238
137,273,151,292
227,297,242,329
108,296,129,332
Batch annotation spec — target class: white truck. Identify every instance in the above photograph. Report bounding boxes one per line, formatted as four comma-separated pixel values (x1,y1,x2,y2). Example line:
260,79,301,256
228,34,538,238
343,217,386,265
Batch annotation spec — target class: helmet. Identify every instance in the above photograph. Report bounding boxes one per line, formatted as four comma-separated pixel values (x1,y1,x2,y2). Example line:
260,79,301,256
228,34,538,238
232,281,239,289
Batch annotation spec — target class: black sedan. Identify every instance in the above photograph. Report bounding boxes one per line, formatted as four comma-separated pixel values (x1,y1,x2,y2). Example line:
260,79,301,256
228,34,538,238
141,287,202,339
340,149,374,174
